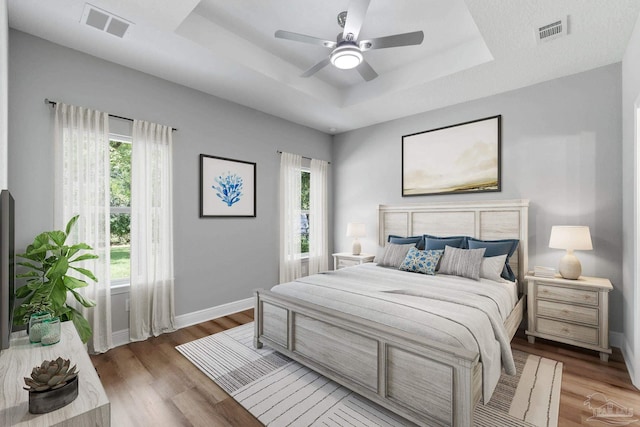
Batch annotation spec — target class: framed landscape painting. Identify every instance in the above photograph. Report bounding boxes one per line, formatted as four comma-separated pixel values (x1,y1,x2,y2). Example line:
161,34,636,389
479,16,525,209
200,154,256,217
402,115,501,196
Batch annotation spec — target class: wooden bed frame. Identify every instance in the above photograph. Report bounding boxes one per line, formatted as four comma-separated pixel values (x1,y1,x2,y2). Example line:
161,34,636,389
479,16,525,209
254,199,529,427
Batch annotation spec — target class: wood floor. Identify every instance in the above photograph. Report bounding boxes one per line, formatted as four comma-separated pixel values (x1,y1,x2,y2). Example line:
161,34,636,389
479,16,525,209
91,310,640,426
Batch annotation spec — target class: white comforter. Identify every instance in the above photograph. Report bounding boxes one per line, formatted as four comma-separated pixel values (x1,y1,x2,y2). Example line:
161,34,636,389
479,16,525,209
270,263,517,402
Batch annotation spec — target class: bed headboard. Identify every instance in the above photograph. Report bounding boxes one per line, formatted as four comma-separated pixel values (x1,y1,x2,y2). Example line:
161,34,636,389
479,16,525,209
378,199,529,286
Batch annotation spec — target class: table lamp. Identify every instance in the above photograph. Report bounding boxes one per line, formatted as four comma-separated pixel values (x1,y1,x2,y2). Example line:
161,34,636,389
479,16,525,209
548,225,593,280
346,223,365,255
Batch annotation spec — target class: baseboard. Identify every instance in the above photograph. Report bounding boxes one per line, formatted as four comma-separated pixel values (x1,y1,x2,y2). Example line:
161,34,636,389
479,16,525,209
111,328,131,348
610,331,639,388
619,336,638,388
610,330,624,349
174,297,254,329
110,297,254,348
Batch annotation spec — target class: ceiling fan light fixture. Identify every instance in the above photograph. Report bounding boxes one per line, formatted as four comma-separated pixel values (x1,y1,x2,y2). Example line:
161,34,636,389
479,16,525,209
275,0,424,81
330,45,363,69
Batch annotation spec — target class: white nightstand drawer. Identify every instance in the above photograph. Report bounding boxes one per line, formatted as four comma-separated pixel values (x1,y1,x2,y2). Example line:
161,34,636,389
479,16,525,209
537,300,599,326
537,318,599,345
537,284,599,306
332,253,375,270
337,258,360,269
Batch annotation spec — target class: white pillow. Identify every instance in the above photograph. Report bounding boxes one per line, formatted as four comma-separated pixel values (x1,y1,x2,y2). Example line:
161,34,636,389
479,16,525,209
375,243,416,268
438,246,486,280
480,254,508,282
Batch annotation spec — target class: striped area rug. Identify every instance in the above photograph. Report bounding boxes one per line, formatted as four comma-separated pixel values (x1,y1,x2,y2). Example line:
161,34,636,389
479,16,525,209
176,323,562,427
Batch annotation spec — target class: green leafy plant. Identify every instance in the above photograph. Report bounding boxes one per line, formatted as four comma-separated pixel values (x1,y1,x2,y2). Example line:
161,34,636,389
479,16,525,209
23,358,78,392
13,215,98,343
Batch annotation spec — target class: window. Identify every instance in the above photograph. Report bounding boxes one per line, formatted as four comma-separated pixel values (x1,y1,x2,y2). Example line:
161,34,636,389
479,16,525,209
300,169,310,255
109,135,132,285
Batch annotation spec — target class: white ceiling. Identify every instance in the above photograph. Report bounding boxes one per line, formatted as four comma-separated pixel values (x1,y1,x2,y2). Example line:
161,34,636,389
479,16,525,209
7,0,640,134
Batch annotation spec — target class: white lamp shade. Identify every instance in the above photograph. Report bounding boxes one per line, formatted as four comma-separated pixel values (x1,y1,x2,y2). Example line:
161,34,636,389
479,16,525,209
549,226,593,251
346,222,366,238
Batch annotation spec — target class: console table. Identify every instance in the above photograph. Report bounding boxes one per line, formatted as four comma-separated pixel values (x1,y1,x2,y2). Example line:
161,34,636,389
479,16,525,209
0,321,110,426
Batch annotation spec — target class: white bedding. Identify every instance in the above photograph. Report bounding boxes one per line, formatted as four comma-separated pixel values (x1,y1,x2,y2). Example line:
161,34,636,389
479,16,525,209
270,263,518,402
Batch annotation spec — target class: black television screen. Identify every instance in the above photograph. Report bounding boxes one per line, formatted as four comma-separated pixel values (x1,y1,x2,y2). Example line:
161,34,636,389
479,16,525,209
0,190,15,350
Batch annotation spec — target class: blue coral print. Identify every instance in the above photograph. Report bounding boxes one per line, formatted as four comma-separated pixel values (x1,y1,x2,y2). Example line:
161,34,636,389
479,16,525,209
212,172,243,207
399,248,443,275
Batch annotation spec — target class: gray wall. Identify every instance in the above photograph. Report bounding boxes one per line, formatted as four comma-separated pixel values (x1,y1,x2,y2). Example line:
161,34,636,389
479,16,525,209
8,30,332,332
621,13,640,386
0,0,7,189
333,64,623,334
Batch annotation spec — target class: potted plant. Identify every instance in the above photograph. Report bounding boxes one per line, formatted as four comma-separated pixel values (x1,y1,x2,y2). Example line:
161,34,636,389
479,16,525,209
13,215,98,343
21,300,54,326
24,357,79,414
21,300,55,343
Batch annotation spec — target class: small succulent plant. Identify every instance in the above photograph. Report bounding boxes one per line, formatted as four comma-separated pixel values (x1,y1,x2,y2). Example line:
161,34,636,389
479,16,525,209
23,358,78,392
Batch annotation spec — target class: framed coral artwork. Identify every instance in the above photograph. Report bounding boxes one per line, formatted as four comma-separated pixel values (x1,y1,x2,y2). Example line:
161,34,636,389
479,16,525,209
200,154,256,217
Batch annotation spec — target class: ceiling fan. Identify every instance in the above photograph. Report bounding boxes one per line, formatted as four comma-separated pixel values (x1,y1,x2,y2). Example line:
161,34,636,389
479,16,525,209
274,0,424,81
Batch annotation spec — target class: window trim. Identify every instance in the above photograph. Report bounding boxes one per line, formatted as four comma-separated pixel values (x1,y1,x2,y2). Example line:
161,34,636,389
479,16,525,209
111,281,130,291
111,206,131,215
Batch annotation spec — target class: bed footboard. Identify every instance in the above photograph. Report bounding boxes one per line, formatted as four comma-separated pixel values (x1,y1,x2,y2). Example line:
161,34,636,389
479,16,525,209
254,289,482,427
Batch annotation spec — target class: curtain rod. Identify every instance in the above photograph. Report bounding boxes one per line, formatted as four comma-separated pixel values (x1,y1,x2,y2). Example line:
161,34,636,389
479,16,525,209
276,150,330,164
44,98,178,132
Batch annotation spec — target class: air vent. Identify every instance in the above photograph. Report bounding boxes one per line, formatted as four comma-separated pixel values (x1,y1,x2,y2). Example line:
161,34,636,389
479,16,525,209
536,17,567,44
81,3,132,38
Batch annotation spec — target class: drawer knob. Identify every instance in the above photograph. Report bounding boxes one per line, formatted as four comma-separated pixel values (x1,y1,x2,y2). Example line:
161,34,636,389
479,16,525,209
561,327,569,333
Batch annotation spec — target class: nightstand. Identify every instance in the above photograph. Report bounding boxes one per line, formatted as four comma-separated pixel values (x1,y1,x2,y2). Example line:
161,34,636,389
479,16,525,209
525,274,613,361
332,252,375,270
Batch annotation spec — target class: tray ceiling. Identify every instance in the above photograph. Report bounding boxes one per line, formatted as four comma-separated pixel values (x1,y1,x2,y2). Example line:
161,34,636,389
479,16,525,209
7,0,640,133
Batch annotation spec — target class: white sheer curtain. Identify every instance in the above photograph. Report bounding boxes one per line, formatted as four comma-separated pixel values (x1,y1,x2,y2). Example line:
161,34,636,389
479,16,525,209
129,120,175,341
54,103,112,353
308,159,329,274
279,152,302,283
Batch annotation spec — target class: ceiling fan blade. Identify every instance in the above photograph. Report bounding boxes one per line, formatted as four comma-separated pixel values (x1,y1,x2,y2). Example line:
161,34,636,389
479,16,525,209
359,31,424,51
301,57,331,78
275,30,336,48
356,59,378,81
342,0,371,41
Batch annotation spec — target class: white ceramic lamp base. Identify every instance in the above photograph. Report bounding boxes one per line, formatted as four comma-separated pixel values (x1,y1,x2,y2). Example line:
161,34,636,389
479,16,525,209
558,250,582,280
352,239,361,256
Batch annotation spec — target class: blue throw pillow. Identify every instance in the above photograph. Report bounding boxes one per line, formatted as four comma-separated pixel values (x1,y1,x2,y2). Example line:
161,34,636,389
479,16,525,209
388,235,425,250
399,247,443,275
423,234,468,250
467,238,519,281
